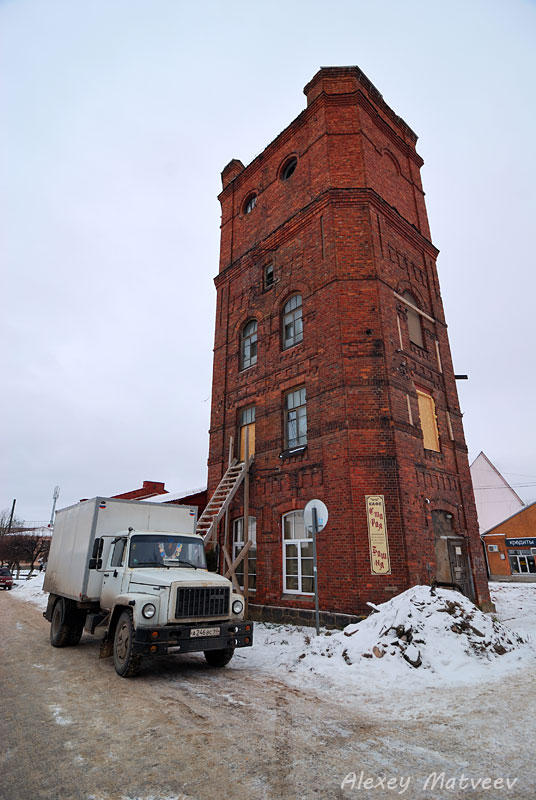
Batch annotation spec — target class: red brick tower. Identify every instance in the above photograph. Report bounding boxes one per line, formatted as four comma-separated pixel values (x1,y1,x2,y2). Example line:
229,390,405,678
207,66,491,622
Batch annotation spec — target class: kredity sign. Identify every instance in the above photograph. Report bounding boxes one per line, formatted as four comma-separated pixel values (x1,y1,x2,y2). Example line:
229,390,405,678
505,538,536,547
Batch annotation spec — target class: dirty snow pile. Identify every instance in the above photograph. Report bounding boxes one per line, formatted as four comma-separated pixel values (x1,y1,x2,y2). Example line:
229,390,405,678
337,585,526,668
10,571,47,610
291,585,532,686
243,584,533,688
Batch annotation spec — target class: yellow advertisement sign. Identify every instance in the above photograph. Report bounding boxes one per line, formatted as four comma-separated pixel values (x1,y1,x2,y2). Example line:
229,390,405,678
366,495,391,575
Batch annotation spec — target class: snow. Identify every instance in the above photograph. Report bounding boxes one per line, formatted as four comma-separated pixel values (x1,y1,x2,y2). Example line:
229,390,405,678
12,573,536,690
11,571,48,610
140,487,207,504
236,584,536,690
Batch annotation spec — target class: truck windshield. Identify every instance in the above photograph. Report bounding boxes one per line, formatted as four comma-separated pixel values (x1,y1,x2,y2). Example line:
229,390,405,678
129,535,206,570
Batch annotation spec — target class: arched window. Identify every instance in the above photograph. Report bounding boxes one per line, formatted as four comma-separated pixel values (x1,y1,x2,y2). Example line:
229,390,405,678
243,193,257,214
282,294,303,349
402,291,424,348
283,510,313,594
240,319,257,369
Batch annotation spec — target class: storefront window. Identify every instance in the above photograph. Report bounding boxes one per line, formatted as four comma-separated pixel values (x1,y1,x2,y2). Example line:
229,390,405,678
508,550,536,574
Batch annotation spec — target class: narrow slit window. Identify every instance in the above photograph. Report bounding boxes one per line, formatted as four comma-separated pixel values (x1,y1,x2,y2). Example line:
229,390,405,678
264,264,274,289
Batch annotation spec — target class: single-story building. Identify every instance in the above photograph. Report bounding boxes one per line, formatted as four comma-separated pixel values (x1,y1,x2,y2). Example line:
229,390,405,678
482,501,536,581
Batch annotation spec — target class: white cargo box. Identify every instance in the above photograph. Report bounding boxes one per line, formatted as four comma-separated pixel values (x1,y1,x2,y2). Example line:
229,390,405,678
43,497,197,602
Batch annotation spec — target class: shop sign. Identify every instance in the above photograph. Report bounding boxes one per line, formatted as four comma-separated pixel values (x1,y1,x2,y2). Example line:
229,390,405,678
366,495,391,575
505,538,536,548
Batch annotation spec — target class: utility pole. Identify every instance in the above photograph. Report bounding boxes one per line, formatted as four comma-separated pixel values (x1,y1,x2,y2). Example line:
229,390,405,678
6,499,16,535
49,486,60,528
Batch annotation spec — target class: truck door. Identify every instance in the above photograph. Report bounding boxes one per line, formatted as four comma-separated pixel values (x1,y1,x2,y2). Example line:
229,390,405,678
101,537,128,610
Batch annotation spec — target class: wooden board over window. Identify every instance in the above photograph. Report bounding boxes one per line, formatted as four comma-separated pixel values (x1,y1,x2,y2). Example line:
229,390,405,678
239,406,255,461
416,389,440,452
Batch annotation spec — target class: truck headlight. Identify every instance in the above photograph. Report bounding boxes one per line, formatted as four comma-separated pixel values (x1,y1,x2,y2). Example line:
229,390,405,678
142,603,156,619
232,600,244,615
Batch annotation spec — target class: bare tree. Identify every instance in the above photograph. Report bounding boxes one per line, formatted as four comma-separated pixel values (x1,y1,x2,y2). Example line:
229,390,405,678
0,508,25,571
14,533,50,576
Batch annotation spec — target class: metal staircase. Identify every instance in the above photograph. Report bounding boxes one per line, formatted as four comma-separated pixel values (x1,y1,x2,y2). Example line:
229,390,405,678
196,458,250,545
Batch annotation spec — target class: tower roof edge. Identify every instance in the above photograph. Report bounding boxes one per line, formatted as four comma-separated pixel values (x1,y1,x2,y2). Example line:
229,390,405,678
304,65,418,143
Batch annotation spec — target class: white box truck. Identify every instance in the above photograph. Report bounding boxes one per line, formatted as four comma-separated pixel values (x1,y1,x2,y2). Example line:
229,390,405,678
43,497,253,676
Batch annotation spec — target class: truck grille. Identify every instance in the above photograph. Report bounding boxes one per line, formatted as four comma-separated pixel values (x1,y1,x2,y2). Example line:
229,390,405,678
175,586,230,619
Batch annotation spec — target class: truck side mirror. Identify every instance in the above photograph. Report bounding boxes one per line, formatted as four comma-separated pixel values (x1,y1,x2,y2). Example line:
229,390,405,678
89,538,104,569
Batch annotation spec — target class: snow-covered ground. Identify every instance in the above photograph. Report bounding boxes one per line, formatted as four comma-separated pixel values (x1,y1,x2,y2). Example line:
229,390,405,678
12,573,536,693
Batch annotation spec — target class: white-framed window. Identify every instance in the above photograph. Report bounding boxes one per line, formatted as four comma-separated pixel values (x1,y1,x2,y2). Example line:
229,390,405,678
284,387,307,449
232,516,257,591
508,550,536,574
283,510,313,594
282,294,303,349
240,319,257,370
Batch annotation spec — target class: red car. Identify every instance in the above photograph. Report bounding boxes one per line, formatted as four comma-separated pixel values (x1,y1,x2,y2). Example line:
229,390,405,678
0,568,13,590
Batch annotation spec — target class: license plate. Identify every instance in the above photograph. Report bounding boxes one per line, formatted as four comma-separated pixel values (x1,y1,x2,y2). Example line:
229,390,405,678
190,626,220,638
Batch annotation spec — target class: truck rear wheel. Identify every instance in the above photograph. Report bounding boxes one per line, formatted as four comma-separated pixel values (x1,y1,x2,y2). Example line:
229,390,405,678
50,598,86,647
50,598,72,647
113,611,141,677
204,646,235,667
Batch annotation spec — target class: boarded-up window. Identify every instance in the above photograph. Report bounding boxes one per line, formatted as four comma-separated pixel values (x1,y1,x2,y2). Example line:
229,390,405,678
403,291,424,348
416,389,440,451
239,406,255,461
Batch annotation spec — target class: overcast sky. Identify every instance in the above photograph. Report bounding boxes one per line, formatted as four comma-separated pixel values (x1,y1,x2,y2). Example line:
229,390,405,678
2,0,536,521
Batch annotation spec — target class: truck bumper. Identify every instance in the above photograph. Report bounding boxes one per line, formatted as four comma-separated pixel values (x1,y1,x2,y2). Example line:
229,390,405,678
132,620,253,656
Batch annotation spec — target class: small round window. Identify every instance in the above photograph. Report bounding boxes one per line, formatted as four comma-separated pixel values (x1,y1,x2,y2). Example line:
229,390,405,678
243,193,257,214
280,157,298,181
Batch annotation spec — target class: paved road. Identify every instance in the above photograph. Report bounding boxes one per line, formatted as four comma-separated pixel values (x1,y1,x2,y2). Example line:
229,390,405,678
1,593,535,800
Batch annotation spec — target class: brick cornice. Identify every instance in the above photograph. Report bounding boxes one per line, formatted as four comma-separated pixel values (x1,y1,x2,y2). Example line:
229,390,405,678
215,187,438,286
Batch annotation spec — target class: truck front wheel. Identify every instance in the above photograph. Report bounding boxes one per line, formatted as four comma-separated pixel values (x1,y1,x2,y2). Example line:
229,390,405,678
204,646,235,667
113,611,142,677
